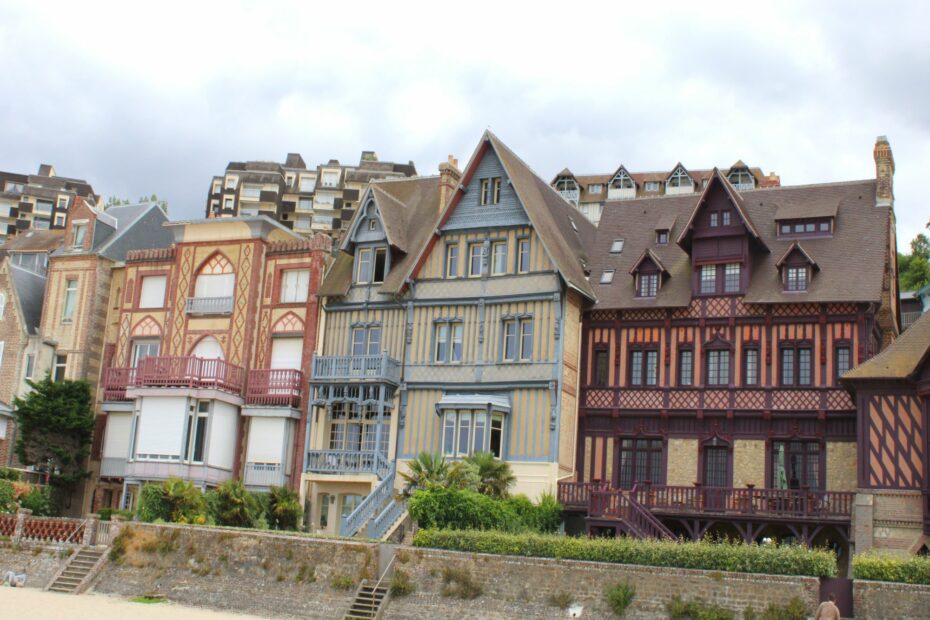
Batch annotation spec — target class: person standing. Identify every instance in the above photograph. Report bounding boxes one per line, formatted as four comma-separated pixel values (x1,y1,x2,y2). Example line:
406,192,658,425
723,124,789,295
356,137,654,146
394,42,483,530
814,593,842,620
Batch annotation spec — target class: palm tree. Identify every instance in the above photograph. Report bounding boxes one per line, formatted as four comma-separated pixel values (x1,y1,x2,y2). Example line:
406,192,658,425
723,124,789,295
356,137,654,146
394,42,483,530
465,452,516,499
211,480,259,527
267,485,302,530
400,452,449,496
162,477,205,522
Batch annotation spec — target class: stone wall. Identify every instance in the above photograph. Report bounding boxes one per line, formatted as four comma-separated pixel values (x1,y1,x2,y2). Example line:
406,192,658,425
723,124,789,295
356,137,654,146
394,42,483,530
0,540,69,588
93,523,379,619
854,579,930,620
385,547,821,620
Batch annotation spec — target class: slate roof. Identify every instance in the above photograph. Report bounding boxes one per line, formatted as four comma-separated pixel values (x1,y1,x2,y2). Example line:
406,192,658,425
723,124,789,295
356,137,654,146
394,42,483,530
9,263,47,334
320,131,598,301
843,310,930,381
589,177,887,309
0,229,64,253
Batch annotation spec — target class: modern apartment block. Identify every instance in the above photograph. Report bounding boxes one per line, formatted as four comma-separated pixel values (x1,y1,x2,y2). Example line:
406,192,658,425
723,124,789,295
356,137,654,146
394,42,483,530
308,132,594,538
93,217,330,511
559,137,903,562
552,162,780,225
0,164,100,241
205,152,416,242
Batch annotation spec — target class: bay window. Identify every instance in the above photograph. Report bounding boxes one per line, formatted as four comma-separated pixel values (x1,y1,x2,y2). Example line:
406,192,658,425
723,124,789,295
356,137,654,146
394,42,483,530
441,410,504,458
183,400,210,463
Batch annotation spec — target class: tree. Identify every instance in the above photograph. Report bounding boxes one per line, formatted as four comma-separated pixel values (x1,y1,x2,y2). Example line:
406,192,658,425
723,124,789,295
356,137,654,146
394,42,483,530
400,452,449,495
13,378,95,510
104,193,168,212
465,452,516,499
266,485,302,530
208,480,260,527
898,233,930,292
911,233,930,261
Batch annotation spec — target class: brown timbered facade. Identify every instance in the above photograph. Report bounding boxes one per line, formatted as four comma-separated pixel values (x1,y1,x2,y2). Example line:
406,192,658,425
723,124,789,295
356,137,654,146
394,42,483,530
562,137,903,561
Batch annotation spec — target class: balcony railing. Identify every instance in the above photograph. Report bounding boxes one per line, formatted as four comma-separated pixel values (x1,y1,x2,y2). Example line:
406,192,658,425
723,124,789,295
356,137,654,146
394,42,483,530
103,367,136,401
131,356,244,393
186,296,234,315
99,457,127,478
637,485,854,520
559,189,579,203
243,462,286,488
305,449,391,479
311,352,401,385
245,369,303,407
558,480,609,509
580,385,855,413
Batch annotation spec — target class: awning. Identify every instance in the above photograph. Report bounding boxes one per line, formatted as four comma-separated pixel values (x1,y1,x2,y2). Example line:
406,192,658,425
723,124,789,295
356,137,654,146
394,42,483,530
435,393,511,415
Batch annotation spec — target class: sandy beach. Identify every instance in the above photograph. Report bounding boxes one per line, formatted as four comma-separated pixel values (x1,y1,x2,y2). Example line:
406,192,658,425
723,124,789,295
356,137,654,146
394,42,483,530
0,588,272,620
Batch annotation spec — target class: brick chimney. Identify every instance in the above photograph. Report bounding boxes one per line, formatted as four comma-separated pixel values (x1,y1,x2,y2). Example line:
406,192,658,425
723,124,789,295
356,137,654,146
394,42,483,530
438,155,462,209
874,135,894,207
759,172,781,188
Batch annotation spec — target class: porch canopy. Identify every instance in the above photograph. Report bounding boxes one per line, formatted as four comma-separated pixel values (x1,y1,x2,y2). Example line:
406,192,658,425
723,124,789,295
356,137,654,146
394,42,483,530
434,393,511,416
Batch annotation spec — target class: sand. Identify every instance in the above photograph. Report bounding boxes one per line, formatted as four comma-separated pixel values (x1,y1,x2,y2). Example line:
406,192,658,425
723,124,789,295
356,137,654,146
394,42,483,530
0,587,272,620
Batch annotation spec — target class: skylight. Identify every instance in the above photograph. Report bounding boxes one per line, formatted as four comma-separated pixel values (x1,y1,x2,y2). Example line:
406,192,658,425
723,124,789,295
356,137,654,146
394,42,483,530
610,239,624,254
600,270,615,284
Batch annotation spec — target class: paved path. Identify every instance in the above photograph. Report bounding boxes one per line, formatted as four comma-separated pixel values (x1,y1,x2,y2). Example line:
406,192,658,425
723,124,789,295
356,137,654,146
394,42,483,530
0,588,270,620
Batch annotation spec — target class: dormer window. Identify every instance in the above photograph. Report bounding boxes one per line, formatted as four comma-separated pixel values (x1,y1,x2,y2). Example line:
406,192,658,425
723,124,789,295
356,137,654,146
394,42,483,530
356,247,388,284
786,266,808,292
698,263,743,295
71,222,87,249
637,273,658,297
727,168,756,191
588,184,603,194
480,177,502,206
777,218,833,238
666,166,694,195
645,182,659,192
610,239,624,254
608,168,636,200
656,230,668,245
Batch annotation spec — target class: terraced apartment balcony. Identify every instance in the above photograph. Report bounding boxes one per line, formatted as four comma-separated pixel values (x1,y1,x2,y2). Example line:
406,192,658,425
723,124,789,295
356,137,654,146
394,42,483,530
304,449,392,479
310,352,401,385
243,462,287,488
245,368,303,407
103,356,245,399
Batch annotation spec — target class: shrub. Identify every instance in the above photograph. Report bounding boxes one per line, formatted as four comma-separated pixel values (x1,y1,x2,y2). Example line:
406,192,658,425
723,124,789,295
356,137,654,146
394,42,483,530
266,485,302,531
390,568,415,596
207,480,259,527
400,452,450,495
19,487,53,516
440,566,483,599
0,480,14,513
98,508,134,521
548,591,574,609
413,529,837,577
137,483,171,522
295,563,316,583
465,451,515,499
853,550,930,584
408,487,522,532
759,597,807,620
0,467,22,481
605,581,635,617
331,574,355,590
667,595,735,620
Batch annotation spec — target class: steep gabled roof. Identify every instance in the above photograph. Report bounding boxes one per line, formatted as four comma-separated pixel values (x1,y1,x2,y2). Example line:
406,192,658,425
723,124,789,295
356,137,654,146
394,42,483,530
665,162,692,182
628,248,669,276
676,169,767,251
775,242,820,270
843,310,930,381
369,185,411,253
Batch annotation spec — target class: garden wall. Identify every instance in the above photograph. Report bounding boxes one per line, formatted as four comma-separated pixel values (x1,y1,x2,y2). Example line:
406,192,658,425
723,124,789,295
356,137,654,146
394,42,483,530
0,540,68,588
853,579,930,620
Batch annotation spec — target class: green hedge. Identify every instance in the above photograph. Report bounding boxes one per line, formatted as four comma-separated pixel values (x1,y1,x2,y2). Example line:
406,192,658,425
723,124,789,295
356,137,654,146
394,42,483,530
408,487,562,533
853,551,930,585
413,529,837,577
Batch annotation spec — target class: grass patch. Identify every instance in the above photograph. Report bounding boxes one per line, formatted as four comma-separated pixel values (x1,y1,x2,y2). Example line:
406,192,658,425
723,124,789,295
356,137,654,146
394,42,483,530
331,574,355,590
130,595,165,604
295,563,316,583
667,594,735,620
390,568,415,596
605,581,635,617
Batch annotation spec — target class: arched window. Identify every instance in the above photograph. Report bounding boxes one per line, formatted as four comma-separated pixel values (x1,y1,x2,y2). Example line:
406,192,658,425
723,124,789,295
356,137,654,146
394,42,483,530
191,336,224,360
610,169,635,189
194,254,235,299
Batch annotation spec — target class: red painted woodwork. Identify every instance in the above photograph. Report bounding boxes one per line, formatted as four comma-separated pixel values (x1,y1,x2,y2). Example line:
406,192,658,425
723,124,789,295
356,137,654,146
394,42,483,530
245,368,303,407
107,356,246,394
103,367,135,401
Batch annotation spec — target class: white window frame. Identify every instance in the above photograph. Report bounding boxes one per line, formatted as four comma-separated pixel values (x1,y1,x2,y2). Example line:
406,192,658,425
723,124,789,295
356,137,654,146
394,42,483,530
610,239,625,254
280,269,310,303
138,275,167,308
644,182,660,192
62,277,79,321
491,241,507,276
299,175,316,192
445,244,459,279
468,243,483,278
441,410,504,458
517,239,530,274
356,248,373,284
0,291,5,320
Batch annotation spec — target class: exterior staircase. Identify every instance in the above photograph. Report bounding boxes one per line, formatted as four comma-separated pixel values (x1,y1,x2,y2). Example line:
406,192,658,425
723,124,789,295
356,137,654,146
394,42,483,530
588,487,676,540
340,464,400,538
344,579,389,619
46,546,107,594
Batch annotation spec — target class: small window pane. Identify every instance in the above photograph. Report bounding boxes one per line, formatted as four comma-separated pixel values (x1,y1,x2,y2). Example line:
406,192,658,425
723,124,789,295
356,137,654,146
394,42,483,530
503,321,517,360
446,245,459,278
700,265,716,294
491,242,507,275
645,350,658,385
631,351,643,385
836,346,850,379
724,263,740,293
744,349,759,385
517,239,530,273
781,349,795,385
451,323,463,362
520,320,533,360
594,350,609,386
679,350,693,386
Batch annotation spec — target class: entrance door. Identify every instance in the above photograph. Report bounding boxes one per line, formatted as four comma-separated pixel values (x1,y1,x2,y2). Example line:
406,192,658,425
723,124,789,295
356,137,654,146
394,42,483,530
702,446,729,511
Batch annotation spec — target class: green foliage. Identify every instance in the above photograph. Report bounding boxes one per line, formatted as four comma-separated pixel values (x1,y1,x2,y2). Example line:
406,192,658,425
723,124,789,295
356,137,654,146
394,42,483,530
667,595,735,620
743,606,757,620
13,378,95,508
605,581,635,617
853,550,930,584
465,451,515,498
440,566,483,599
97,507,134,521
505,491,562,533
208,480,260,527
129,595,164,604
401,452,450,494
446,459,481,491
330,574,355,590
899,233,930,291
266,485,302,531
138,483,171,522
0,467,22,481
19,486,53,516
390,568,415,596
759,597,807,620
138,479,205,523
408,487,522,532
109,525,132,562
295,563,316,583
0,480,14,513
414,529,837,577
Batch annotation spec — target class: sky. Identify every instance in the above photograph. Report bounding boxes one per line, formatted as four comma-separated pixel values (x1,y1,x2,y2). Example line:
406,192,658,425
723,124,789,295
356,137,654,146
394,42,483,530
0,1,927,249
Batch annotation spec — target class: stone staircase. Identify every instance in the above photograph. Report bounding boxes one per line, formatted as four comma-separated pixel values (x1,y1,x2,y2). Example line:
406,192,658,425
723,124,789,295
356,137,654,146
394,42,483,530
46,547,107,594
344,580,389,619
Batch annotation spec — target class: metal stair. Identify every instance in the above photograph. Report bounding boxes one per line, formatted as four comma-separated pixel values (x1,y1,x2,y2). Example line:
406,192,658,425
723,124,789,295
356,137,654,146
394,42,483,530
46,546,107,594
344,580,389,619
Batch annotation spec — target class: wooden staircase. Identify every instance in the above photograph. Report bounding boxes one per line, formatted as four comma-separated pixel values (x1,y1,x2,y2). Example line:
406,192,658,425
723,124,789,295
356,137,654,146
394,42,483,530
46,547,107,594
344,579,389,619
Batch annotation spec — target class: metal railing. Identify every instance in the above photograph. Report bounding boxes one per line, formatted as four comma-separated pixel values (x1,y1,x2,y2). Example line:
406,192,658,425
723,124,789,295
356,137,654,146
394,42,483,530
99,457,127,478
245,368,303,407
340,465,396,537
185,296,234,315
243,462,286,488
305,450,391,479
311,352,401,384
367,498,407,540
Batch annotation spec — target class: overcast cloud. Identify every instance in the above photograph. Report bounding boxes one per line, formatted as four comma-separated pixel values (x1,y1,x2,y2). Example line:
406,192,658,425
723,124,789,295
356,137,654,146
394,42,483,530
0,1,927,246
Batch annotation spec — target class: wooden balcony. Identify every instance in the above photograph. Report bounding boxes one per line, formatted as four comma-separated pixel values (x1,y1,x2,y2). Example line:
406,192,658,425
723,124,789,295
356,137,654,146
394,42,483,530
105,357,245,397
311,353,401,385
245,369,303,407
185,296,234,315
580,385,855,413
305,449,391,479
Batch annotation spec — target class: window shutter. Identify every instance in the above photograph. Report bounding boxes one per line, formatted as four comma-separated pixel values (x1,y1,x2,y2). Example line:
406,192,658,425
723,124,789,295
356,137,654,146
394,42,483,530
139,276,167,308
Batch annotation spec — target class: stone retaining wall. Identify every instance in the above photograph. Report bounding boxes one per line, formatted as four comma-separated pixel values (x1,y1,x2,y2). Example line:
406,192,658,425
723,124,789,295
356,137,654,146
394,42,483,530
0,540,69,588
853,579,930,620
